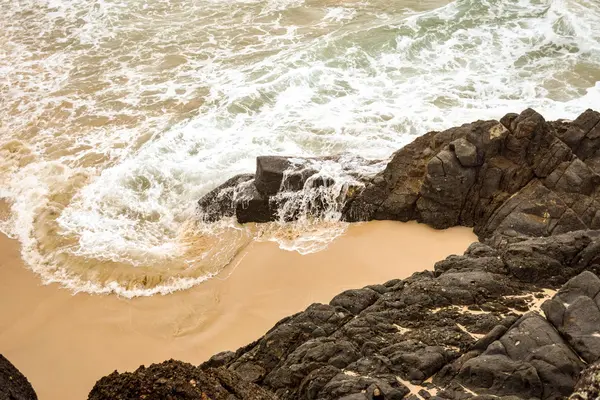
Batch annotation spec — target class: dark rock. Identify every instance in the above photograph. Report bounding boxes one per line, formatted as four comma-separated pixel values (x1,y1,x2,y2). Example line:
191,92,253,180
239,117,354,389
502,230,600,287
0,354,37,400
264,337,360,389
319,373,409,400
543,271,600,363
234,180,276,223
342,108,600,244
197,173,254,222
88,359,277,400
455,313,584,399
330,288,381,315
450,138,481,167
254,156,317,196
200,351,236,369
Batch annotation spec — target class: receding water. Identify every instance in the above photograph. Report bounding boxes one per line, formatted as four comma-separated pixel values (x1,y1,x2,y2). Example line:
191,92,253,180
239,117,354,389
1,0,599,296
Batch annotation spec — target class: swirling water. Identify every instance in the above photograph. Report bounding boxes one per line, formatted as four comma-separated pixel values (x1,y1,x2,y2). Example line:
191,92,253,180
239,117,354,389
1,0,599,296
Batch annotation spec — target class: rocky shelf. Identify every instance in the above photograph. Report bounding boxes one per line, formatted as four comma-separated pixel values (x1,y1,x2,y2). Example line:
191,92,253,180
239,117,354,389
4,108,600,400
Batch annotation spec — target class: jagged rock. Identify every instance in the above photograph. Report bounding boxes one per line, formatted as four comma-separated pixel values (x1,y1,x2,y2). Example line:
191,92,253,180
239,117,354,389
87,360,277,400
330,288,381,315
0,355,37,400
199,109,600,245
343,108,600,243
451,138,481,167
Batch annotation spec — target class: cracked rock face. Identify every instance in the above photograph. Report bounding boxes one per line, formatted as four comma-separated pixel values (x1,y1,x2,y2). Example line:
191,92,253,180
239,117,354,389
90,109,600,399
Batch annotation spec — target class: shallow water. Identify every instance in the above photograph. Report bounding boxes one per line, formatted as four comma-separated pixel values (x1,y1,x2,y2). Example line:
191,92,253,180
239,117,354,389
1,0,599,296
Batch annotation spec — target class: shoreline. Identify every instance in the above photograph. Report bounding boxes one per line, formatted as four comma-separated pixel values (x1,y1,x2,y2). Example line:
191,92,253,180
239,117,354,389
0,221,476,400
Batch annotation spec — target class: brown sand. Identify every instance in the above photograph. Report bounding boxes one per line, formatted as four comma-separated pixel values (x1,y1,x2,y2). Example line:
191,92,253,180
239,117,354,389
0,221,476,400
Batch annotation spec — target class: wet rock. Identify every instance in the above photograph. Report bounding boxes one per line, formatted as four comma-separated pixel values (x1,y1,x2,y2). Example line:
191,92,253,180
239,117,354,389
197,173,254,222
234,180,276,223
0,354,37,400
254,156,317,196
200,109,600,245
87,359,277,400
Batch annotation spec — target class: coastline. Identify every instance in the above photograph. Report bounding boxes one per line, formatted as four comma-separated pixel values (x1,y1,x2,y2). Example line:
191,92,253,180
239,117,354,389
0,221,476,400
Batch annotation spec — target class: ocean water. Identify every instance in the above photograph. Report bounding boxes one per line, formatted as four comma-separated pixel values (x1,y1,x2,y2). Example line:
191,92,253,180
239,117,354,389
1,0,599,296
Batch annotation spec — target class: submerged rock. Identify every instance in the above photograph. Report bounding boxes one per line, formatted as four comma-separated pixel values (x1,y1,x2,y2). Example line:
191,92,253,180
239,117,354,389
0,354,37,400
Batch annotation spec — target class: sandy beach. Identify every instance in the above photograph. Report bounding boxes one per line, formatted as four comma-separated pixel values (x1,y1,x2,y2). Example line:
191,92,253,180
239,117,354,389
0,221,475,400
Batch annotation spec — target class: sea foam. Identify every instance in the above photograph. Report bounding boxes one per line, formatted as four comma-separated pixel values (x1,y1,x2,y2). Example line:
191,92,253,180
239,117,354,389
0,0,598,296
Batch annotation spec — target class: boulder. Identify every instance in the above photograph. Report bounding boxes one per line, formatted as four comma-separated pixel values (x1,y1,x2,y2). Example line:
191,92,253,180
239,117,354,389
234,180,276,223
450,138,481,167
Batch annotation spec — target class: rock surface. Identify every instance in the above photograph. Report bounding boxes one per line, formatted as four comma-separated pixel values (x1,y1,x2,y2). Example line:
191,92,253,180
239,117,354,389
88,360,277,400
0,354,37,400
91,109,600,399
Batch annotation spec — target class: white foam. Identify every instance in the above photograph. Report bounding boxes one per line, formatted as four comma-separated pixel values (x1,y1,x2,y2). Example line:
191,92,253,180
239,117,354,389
1,0,599,295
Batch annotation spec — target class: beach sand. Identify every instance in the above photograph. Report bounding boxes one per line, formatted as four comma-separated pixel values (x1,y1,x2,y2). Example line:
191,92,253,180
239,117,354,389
0,221,476,400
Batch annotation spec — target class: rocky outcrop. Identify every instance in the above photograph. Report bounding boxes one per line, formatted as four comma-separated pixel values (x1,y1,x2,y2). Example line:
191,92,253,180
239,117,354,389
88,360,277,400
197,244,597,400
89,248,600,400
0,354,37,400
344,109,600,242
91,109,600,399
199,109,600,247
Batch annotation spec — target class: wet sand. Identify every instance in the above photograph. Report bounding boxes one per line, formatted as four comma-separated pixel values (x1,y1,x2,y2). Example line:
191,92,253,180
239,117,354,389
0,221,476,400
